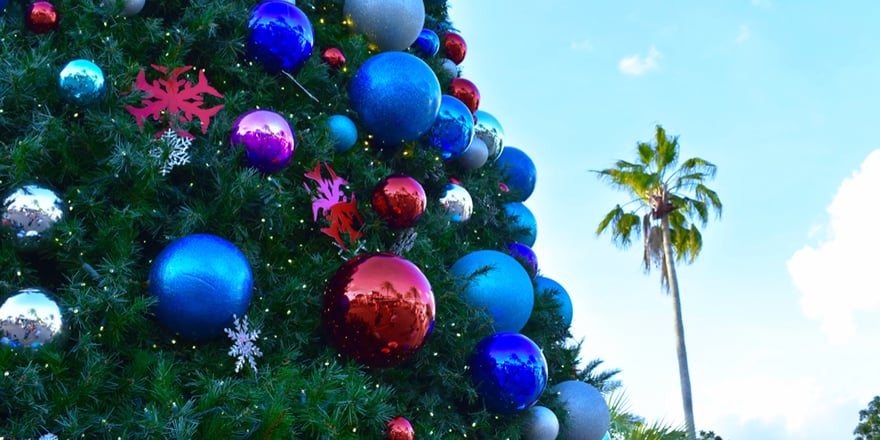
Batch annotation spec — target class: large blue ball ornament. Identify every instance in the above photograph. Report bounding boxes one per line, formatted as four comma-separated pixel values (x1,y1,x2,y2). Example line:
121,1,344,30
496,147,537,202
424,94,474,160
450,250,534,333
535,276,573,327
469,332,548,414
350,52,441,148
59,59,105,106
504,203,537,247
412,28,440,58
327,114,358,153
247,1,314,74
149,234,254,340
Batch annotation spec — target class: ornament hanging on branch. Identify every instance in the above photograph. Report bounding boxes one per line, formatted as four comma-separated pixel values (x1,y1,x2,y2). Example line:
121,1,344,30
224,314,263,373
385,416,415,440
303,161,364,252
1,184,65,252
149,128,193,175
0,288,64,349
58,59,106,107
25,1,59,34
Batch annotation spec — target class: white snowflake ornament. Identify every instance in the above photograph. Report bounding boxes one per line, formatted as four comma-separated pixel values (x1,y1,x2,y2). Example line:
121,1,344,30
150,128,192,175
224,314,263,373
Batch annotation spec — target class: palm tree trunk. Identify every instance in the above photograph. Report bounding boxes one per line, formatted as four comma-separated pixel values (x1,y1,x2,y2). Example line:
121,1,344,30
660,216,696,440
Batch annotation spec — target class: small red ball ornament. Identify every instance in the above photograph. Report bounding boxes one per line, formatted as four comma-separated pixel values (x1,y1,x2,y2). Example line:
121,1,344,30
321,47,346,70
371,175,427,229
25,1,59,34
443,32,467,65
386,416,415,440
449,78,480,114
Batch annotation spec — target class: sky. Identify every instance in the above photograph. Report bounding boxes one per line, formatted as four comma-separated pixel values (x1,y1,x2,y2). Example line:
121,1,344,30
447,1,880,439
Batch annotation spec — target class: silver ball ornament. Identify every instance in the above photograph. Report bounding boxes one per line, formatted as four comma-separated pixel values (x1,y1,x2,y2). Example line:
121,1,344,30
0,287,64,349
554,380,610,440
522,405,560,440
343,0,425,52
474,110,504,161
1,184,65,251
457,137,489,170
440,58,460,78
439,183,473,222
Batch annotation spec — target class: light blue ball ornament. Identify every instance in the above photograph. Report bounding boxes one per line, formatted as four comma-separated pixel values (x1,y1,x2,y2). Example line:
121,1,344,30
350,52,441,148
59,59,105,106
412,28,440,58
468,332,548,414
450,250,534,333
247,1,314,74
523,405,560,440
555,380,610,440
535,276,573,327
504,203,537,247
327,114,358,153
496,146,537,202
424,94,474,160
149,234,253,340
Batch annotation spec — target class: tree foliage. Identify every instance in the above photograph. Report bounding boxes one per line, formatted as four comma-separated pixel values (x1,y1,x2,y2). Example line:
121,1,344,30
855,396,880,440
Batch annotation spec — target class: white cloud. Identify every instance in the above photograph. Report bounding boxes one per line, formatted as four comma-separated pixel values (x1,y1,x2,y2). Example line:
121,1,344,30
619,46,661,76
787,149,880,343
570,39,593,51
736,24,751,44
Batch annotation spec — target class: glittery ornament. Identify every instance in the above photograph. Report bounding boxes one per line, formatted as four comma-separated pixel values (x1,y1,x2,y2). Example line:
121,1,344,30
423,95,474,160
1,184,65,251
443,31,467,65
474,110,504,161
448,78,480,114
247,1,314,74
411,28,440,58
496,146,537,202
58,59,106,106
439,182,473,222
344,0,425,52
522,405,560,440
321,47,346,70
25,2,59,34
371,175,427,229
230,109,295,173
535,276,573,327
0,288,64,349
450,250,534,333
554,380,610,440
385,416,415,440
322,253,435,367
468,332,548,414
504,202,537,247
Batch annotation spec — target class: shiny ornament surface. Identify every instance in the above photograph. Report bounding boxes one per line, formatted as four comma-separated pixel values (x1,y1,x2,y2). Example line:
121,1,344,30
59,59,106,106
443,31,467,65
504,202,537,247
371,175,426,229
321,47,346,70
149,234,253,340
439,183,473,222
0,0,7,16
327,114,358,153
343,0,425,52
506,242,538,279
230,109,295,173
439,58,459,78
456,136,488,170
349,52,441,147
424,95,474,160
1,184,65,251
25,1,59,34
322,253,435,367
385,416,415,440
448,78,480,115
411,28,440,58
102,0,144,16
495,147,537,202
554,380,610,440
474,110,504,160
0,288,63,349
468,332,548,414
449,250,533,333
522,405,560,440
247,1,314,74
535,276,573,327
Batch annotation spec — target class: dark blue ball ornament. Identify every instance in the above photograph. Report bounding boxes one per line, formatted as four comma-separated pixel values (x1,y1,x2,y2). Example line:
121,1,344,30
496,147,537,202
0,0,7,16
59,59,106,106
535,276,573,327
424,94,474,160
506,242,538,279
504,203,537,247
450,250,534,333
412,28,440,58
247,1,314,74
469,332,548,414
149,234,254,340
349,52,441,147
327,114,358,153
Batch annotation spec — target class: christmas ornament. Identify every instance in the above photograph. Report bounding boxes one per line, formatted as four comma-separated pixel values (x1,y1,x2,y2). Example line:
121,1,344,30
412,28,440,58
230,109,295,173
322,253,435,367
224,314,262,373
371,175,427,229
468,332,548,414
449,250,533,333
506,242,538,279
102,0,144,16
1,184,65,251
443,31,467,65
474,110,504,161
522,405,560,440
0,0,7,17
554,380,610,440
247,1,314,74
150,128,192,175
149,234,254,340
456,136,488,170
603,433,611,440
535,276,573,327
58,59,105,106
0,288,63,349
343,0,425,52
424,95,474,160
439,58,459,79
25,2,59,34
439,182,473,222
448,78,480,115
349,52,441,147
385,416,415,440
304,162,364,251
496,147,537,202
321,47,346,71
504,202,537,247
327,114,358,153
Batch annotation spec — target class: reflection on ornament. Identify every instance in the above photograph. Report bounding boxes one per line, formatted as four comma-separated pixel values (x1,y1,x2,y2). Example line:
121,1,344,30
443,31,467,65
469,332,548,414
1,184,65,251
439,183,473,222
247,1,314,73
230,109,295,173
495,146,537,202
424,95,474,160
385,416,415,440
411,28,440,58
25,1,59,34
0,288,64,349
321,47,346,71
371,175,427,229
449,78,480,115
59,59,106,106
474,110,504,161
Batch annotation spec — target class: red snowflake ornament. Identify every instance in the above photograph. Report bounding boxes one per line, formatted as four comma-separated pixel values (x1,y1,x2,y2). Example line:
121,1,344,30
303,161,364,251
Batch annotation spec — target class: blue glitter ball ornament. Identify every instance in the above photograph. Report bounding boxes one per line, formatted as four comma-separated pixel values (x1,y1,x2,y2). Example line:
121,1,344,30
149,234,253,340
59,59,105,106
496,147,537,202
506,242,538,279
450,250,534,333
349,52,441,148
247,1,314,74
327,114,358,153
469,332,548,414
535,276,573,327
424,95,474,160
504,203,537,247
411,28,440,58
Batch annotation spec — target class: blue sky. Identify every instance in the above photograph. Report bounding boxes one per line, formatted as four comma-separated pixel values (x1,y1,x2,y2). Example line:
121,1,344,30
447,1,880,438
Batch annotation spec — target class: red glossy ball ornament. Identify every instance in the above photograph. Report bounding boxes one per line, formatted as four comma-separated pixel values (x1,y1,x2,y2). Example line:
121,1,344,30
449,78,480,114
322,253,435,368
25,1,59,34
371,175,427,229
443,32,467,65
386,416,415,440
321,47,346,70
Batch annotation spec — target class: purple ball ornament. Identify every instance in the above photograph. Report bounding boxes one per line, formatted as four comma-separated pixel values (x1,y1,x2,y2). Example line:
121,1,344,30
506,242,538,279
469,332,548,414
230,109,295,173
424,94,474,160
247,1,314,74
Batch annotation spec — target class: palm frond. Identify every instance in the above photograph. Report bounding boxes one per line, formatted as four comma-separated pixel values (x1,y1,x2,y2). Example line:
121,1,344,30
638,142,655,166
597,205,642,248
673,195,709,227
654,126,679,172
695,183,722,218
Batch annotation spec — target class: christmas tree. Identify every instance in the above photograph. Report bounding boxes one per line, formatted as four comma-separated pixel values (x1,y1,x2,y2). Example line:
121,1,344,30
0,1,616,438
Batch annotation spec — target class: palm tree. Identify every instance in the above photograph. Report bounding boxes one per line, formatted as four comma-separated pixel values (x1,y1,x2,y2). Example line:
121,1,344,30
595,125,722,440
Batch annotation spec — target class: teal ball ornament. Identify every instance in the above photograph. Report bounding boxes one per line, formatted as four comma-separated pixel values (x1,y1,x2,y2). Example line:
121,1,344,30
149,234,253,340
496,147,537,202
450,250,533,333
327,114,358,153
535,276,573,327
59,59,106,106
555,380,610,440
504,203,537,247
